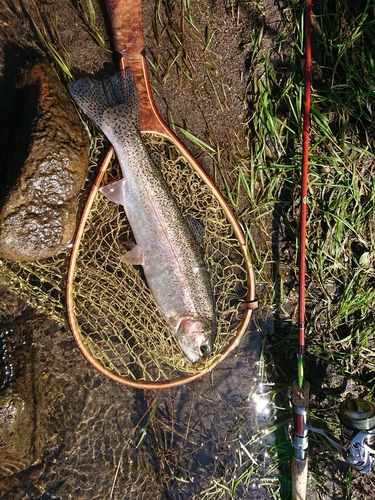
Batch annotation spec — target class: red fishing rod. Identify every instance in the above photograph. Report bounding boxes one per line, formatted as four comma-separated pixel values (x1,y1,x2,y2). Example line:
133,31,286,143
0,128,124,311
291,0,312,498
298,0,312,384
291,4,375,496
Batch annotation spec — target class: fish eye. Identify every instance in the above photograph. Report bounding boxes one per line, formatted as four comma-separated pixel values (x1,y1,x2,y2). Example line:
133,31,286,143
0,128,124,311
200,343,211,357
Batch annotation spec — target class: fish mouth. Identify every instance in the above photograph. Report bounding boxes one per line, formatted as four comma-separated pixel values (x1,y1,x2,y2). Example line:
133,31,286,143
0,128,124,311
175,318,213,363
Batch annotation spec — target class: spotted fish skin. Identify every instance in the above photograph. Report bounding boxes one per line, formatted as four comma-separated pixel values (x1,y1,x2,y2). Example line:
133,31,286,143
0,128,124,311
68,69,216,363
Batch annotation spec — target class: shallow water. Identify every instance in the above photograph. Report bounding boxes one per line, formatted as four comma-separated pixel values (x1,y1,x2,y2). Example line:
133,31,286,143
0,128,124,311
0,301,276,499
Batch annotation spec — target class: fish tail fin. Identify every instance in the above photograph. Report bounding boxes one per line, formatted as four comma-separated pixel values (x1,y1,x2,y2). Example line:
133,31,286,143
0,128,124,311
68,68,139,134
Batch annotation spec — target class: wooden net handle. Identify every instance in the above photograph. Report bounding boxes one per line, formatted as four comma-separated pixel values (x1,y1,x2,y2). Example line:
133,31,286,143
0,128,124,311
104,0,166,134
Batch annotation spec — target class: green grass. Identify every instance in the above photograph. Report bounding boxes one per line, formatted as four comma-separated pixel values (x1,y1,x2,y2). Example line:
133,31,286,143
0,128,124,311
247,1,375,496
29,0,109,80
227,0,375,379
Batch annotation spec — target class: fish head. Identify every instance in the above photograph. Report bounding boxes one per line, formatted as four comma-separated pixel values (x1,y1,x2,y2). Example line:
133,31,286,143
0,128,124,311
175,318,214,363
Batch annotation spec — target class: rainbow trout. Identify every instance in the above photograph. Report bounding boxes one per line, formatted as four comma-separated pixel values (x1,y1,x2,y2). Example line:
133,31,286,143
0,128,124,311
68,68,216,363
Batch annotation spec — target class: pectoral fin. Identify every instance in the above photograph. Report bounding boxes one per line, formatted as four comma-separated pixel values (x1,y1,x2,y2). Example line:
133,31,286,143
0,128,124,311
121,244,144,265
100,178,127,205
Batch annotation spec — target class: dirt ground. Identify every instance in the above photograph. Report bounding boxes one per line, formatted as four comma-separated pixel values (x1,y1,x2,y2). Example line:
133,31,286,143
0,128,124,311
0,0,374,499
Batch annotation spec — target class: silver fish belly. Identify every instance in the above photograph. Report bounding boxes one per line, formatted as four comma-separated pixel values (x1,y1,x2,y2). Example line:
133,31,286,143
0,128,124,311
68,68,216,363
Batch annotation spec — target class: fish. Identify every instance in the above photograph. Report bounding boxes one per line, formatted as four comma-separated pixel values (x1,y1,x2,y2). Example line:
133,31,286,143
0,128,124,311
68,68,216,363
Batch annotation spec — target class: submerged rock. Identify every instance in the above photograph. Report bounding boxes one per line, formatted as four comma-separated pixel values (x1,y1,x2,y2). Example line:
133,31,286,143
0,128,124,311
0,63,89,261
0,324,45,479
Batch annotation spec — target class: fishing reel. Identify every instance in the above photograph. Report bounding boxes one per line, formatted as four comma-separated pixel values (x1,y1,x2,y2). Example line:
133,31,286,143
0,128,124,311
309,396,375,473
293,387,375,473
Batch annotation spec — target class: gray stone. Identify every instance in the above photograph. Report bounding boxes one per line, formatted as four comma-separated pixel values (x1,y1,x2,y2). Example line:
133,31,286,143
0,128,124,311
0,63,89,261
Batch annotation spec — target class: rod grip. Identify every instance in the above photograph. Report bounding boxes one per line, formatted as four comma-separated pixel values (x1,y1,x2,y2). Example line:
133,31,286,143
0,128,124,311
292,456,308,500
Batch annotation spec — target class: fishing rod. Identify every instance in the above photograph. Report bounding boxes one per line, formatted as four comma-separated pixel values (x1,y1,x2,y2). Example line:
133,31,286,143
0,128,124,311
291,0,312,493
291,1,375,498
